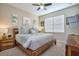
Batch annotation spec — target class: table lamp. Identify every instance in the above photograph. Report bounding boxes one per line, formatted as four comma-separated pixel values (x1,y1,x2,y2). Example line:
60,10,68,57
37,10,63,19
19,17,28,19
38,26,44,32
0,28,8,39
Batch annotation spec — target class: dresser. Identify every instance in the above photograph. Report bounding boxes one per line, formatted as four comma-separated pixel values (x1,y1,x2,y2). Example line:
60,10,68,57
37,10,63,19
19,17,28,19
0,35,15,51
66,34,79,56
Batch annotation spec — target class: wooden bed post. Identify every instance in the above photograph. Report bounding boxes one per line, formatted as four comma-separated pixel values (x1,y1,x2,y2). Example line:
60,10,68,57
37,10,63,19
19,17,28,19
13,28,18,40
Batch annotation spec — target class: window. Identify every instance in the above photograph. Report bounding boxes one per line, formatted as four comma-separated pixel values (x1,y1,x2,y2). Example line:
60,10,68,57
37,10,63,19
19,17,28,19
45,15,64,32
45,17,54,32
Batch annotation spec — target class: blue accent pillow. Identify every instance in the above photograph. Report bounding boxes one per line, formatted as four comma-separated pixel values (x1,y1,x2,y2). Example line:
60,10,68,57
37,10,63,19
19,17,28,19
19,25,30,34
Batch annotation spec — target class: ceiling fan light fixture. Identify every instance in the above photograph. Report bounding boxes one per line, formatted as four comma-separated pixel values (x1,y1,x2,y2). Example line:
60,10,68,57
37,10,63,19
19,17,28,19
40,5,44,9
32,3,52,11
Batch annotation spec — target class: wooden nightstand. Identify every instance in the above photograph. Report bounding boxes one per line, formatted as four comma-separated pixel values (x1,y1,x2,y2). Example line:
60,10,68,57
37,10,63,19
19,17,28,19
0,37,15,51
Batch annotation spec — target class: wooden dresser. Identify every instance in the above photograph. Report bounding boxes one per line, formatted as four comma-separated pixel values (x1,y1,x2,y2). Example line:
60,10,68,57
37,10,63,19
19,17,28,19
0,38,15,51
66,34,79,56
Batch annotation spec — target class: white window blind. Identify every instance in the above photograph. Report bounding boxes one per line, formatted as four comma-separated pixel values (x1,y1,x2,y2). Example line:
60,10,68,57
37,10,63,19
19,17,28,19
45,17,54,32
45,15,64,32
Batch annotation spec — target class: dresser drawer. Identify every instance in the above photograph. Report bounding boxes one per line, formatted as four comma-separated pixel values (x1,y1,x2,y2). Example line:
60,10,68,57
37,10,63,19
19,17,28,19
71,47,79,52
71,47,79,56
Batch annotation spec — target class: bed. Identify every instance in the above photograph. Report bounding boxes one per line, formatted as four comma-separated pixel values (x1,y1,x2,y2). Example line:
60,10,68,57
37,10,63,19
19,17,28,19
16,33,56,56
13,26,56,56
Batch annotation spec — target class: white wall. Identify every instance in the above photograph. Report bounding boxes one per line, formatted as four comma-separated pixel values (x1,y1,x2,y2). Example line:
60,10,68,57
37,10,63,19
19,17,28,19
0,4,39,29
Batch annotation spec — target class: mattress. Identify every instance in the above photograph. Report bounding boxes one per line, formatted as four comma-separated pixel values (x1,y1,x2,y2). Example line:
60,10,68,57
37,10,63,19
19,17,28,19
16,33,55,50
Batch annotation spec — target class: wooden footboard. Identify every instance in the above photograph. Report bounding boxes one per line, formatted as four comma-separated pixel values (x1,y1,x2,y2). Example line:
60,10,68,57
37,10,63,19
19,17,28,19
16,39,56,56
31,40,56,56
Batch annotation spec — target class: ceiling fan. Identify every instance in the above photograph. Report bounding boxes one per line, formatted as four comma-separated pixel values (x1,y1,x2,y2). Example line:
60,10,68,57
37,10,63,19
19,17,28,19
32,3,52,11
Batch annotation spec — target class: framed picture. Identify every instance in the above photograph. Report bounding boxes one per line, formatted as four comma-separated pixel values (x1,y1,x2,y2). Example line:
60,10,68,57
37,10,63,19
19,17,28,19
22,16,31,25
11,14,18,26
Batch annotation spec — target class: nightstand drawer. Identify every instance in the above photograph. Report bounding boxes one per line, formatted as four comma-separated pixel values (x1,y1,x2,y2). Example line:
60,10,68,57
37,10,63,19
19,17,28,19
0,40,14,43
0,42,15,51
0,45,14,51
0,39,14,42
1,43,14,47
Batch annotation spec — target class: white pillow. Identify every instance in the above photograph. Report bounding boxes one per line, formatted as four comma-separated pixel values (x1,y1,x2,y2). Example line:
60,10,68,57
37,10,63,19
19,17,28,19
30,28,38,34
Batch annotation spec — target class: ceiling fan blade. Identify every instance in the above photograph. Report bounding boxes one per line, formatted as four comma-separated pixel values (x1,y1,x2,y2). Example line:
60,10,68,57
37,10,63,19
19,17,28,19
32,4,40,6
44,3,52,6
37,7,40,11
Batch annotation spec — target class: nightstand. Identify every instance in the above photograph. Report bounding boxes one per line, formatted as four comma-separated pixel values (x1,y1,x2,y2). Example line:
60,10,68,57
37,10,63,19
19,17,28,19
0,37,15,51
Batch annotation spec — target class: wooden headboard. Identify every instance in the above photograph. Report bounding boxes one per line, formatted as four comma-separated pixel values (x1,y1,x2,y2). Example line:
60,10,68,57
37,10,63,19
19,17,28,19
13,28,19,40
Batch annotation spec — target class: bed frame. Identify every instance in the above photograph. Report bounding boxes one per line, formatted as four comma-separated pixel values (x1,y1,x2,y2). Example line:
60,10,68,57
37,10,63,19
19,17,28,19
16,40,56,56
13,28,56,56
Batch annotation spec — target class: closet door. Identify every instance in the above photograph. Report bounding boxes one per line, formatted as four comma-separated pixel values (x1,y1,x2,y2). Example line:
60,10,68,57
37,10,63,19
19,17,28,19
45,17,54,32
53,15,64,32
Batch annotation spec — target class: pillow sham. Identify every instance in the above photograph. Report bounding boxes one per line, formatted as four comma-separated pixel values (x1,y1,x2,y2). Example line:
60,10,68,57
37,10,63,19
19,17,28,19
19,25,30,34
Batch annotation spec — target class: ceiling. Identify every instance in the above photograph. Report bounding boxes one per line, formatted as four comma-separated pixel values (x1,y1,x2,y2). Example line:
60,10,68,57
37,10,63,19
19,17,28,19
8,3,77,16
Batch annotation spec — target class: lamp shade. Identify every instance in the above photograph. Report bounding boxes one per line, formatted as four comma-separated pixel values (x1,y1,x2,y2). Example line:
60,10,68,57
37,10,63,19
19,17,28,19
0,28,8,34
38,26,44,32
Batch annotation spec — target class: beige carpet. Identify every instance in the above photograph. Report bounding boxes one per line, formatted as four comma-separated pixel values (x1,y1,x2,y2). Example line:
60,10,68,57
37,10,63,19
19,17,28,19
0,43,65,56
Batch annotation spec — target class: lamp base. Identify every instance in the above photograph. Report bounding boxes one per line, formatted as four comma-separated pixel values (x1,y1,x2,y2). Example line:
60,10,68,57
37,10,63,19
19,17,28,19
2,33,6,39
